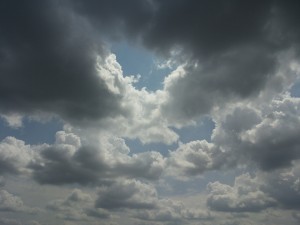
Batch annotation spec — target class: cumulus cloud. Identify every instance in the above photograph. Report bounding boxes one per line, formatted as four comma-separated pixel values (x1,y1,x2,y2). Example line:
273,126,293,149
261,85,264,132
46,188,110,221
134,199,212,223
211,94,300,171
2,0,300,224
30,131,166,185
207,162,300,214
0,137,37,175
0,189,38,214
207,173,276,212
167,140,218,178
95,179,158,210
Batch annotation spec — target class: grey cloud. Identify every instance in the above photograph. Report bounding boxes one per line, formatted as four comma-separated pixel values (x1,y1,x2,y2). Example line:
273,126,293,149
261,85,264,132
31,145,106,185
85,208,111,219
71,0,154,39
134,199,212,223
0,218,21,225
115,151,165,181
71,0,300,124
46,189,91,211
1,0,300,127
161,45,276,123
241,98,300,170
209,96,300,172
95,179,158,210
46,188,110,221
1,0,300,130
0,1,124,125
260,164,300,209
206,173,277,212
206,163,300,215
0,137,35,175
0,189,30,213
30,131,165,185
167,140,218,178
0,177,5,187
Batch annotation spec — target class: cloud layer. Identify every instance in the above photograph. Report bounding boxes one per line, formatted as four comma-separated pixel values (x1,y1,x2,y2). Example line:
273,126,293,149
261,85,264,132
1,1,300,225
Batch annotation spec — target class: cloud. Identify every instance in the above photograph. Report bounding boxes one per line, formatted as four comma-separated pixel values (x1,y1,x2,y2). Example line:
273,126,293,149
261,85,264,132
95,179,158,210
0,137,36,175
0,114,23,129
2,1,300,224
0,190,25,212
167,140,218,178
0,218,21,225
160,46,276,124
0,177,5,187
260,162,300,209
1,0,300,129
207,173,277,212
207,162,300,214
212,94,300,171
46,188,110,221
69,0,300,127
133,199,212,223
0,1,124,125
30,131,165,185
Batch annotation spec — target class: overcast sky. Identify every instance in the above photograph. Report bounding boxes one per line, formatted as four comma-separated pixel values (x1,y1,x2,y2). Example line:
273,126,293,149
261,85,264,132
1,1,300,225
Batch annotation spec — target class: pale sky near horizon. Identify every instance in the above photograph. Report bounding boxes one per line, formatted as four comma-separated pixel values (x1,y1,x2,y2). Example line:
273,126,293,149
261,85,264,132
1,1,300,225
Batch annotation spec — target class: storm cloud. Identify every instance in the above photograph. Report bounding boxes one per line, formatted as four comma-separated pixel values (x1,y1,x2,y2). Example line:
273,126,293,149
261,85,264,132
0,1,123,125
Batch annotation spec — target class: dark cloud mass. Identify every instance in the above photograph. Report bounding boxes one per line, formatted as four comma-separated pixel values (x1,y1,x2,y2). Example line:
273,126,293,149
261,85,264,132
1,0,300,124
0,0,122,124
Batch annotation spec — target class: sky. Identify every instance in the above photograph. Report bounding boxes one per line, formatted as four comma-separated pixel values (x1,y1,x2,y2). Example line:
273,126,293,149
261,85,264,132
1,0,300,225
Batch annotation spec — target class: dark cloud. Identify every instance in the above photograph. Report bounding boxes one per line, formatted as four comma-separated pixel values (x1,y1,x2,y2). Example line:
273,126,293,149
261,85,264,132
1,0,300,125
0,0,123,125
144,0,273,57
84,208,111,219
46,188,110,221
261,164,300,209
0,218,21,225
31,145,103,185
71,0,154,39
95,179,158,210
